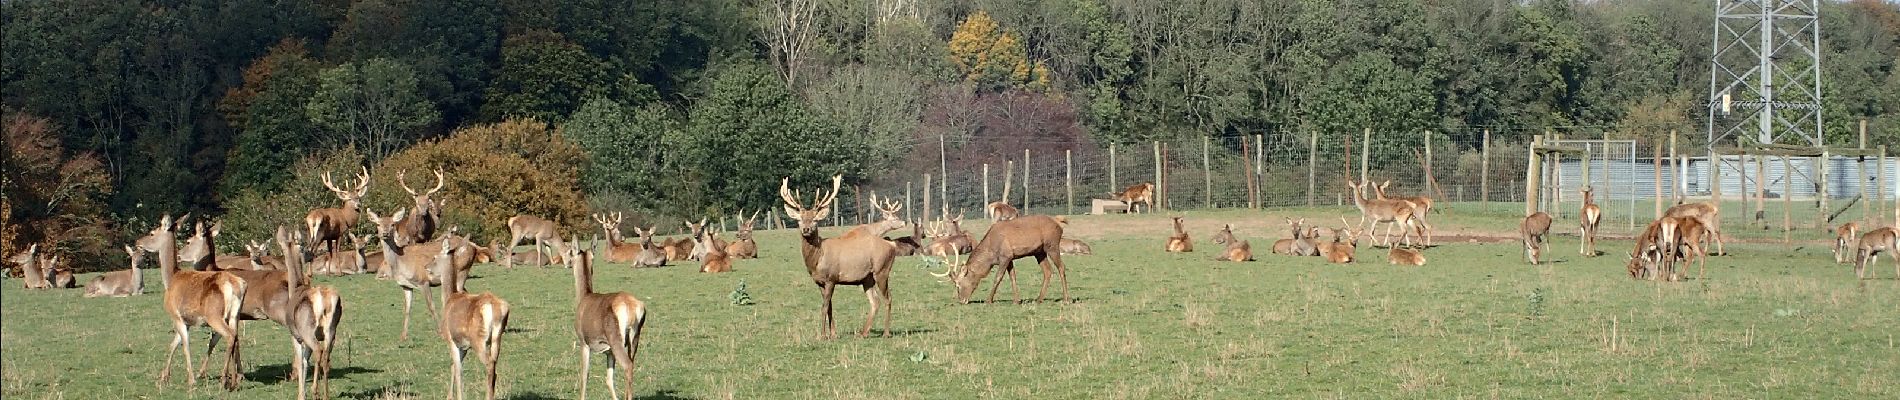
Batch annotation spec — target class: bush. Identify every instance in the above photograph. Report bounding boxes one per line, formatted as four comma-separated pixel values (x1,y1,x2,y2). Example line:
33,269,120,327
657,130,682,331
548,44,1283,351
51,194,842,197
219,148,368,252
367,118,590,242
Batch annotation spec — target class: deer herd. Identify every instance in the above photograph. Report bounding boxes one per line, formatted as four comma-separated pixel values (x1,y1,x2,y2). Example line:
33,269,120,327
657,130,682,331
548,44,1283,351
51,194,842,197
2,164,1892,399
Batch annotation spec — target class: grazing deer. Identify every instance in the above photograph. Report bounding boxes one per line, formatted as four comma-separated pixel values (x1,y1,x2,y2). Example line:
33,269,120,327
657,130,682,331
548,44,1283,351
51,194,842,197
782,176,902,338
1855,227,1900,280
1520,212,1553,265
950,214,1070,304
1388,247,1425,266
627,227,668,268
504,214,563,268
1834,222,1862,264
1374,180,1435,245
1059,238,1093,255
13,244,50,289
85,245,145,297
1112,182,1156,213
1347,180,1421,247
1578,186,1602,257
306,168,371,260
699,228,732,273
1664,202,1725,256
1628,218,1669,280
277,227,343,400
434,232,511,400
370,209,447,341
142,214,248,391
725,211,760,259
1212,224,1253,262
1165,216,1193,253
564,237,646,400
592,213,645,264
396,169,448,246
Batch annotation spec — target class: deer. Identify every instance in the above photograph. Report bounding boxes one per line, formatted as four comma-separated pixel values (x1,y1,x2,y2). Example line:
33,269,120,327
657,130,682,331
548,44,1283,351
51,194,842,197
504,214,563,268
947,214,1070,304
926,213,974,260
592,213,645,264
699,227,732,273
725,211,760,259
684,218,713,261
13,244,50,289
627,227,668,268
1577,186,1602,257
1374,180,1435,245
370,208,448,341
276,227,344,400
1211,224,1253,262
243,240,288,271
1664,202,1725,256
564,236,647,400
49,254,74,288
1834,222,1863,264
1665,216,1712,281
434,231,511,400
1347,180,1421,247
781,175,903,338
85,245,146,297
1112,182,1156,214
1059,238,1093,255
1270,218,1319,256
1321,222,1365,264
1521,212,1553,265
306,167,371,261
888,218,926,256
186,221,324,387
1855,227,1900,280
1388,247,1425,266
987,165,1021,221
1165,216,1193,253
141,214,248,391
396,169,448,246
311,235,369,276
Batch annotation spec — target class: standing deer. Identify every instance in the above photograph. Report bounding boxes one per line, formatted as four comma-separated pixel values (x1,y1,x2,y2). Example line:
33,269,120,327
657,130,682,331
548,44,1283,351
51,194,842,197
1664,216,1712,281
592,213,644,264
85,245,145,297
725,211,760,259
1113,182,1156,214
1374,180,1435,245
1211,224,1253,262
1059,238,1093,255
142,214,248,391
1347,180,1421,247
396,169,448,246
1664,202,1725,256
949,215,1070,304
1855,227,1900,280
188,222,332,389
1521,212,1553,265
504,214,563,268
277,227,343,400
434,232,511,400
782,175,902,338
564,237,646,400
306,168,371,261
1165,216,1193,253
1834,222,1863,264
370,209,446,341
1579,186,1602,256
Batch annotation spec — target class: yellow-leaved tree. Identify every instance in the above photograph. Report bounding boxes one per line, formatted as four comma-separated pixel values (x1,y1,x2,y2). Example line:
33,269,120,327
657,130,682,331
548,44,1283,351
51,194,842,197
948,10,1050,91
370,118,590,242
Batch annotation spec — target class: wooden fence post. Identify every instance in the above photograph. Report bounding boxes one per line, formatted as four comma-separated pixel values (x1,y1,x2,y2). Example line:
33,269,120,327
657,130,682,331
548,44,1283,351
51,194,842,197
1243,135,1258,209
982,163,990,207
1783,155,1793,246
1527,135,1543,215
1024,149,1031,211
1360,128,1371,187
1255,133,1264,206
939,134,948,215
1154,141,1163,211
1203,135,1212,208
1881,145,1889,224
905,181,913,222
924,174,933,223
1654,142,1663,219
1481,129,1491,212
1110,143,1118,193
1066,150,1074,215
1307,131,1319,207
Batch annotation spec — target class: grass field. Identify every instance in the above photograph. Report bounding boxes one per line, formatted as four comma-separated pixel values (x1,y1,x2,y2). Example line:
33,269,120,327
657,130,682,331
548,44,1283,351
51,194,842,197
5,207,1900,399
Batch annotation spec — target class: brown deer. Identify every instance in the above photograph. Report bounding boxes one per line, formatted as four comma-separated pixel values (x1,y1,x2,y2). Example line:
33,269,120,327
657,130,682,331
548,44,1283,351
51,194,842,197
1855,227,1900,280
13,244,50,289
49,254,74,288
1628,218,1668,280
1347,180,1421,247
628,227,668,268
1665,216,1712,281
306,168,371,260
699,227,732,273
1521,212,1553,265
395,169,447,246
1664,202,1725,256
1578,186,1602,256
592,213,645,264
1388,247,1425,266
1212,224,1253,262
987,165,1021,221
1113,182,1156,213
85,245,145,297
189,223,329,388
141,214,248,391
684,218,713,261
504,214,563,268
1270,218,1319,256
782,175,902,338
563,237,646,400
370,208,447,341
1374,180,1435,245
277,227,343,400
1165,216,1193,253
1834,222,1862,264
725,211,760,259
1059,238,1093,255
1321,223,1364,264
926,213,974,260
888,217,926,257
434,232,511,400
311,234,369,276
950,215,1070,304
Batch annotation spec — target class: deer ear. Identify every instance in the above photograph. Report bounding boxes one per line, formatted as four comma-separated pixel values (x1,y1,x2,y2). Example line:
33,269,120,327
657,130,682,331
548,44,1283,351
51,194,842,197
813,207,832,222
784,206,801,220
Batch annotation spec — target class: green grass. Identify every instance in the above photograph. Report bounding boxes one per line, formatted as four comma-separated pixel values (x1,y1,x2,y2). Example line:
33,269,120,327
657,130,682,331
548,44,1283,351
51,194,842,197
5,209,1900,399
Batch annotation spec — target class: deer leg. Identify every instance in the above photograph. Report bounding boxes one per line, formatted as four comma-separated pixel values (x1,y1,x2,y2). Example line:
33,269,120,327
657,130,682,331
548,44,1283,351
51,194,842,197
401,288,414,341
608,336,635,400
879,281,893,338
1035,255,1053,303
221,324,242,391
198,330,220,381
986,261,1011,304
482,341,500,400
504,234,522,269
292,340,308,400
859,286,878,338
447,344,464,400
1007,263,1022,304
820,283,836,339
578,343,592,400
159,320,187,386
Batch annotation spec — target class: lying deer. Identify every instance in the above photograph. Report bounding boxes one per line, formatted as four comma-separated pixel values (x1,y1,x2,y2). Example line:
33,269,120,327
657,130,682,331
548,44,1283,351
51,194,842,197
1270,218,1317,256
685,218,714,261
888,217,925,256
564,236,646,400
699,228,732,273
593,213,644,264
13,244,50,289
143,214,248,391
310,235,369,276
782,176,902,338
629,227,668,268
1165,216,1193,253
1321,224,1364,264
83,245,145,298
1387,247,1425,266
434,232,510,400
49,254,74,288
1834,222,1862,264
725,211,760,259
1855,227,1899,280
1212,224,1253,262
1521,212,1553,265
926,214,974,260
1059,238,1093,255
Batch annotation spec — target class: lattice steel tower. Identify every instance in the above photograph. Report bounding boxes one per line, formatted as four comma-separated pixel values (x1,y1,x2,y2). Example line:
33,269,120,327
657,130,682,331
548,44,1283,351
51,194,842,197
1706,0,1823,148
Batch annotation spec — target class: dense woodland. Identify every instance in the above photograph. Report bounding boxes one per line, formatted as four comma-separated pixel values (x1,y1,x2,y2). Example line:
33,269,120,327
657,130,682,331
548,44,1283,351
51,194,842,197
6,0,1900,267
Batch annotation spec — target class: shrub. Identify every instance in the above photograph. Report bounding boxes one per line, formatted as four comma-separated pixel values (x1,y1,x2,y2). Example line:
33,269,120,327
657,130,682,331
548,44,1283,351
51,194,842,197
367,118,590,242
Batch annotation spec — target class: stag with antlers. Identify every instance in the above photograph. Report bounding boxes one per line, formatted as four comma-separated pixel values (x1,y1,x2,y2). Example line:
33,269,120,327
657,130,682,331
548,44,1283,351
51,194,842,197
726,211,761,259
143,214,249,391
396,169,448,246
564,236,647,400
592,213,645,264
306,168,371,261
782,176,902,338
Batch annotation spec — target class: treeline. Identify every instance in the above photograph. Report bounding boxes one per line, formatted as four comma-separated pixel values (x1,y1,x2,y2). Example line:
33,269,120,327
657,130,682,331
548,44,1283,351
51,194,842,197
6,0,1900,265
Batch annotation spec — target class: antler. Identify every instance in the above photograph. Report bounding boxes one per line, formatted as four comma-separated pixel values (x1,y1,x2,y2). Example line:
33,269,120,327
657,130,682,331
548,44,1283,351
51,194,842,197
321,171,347,194
352,167,371,195
398,170,418,196
815,175,842,210
428,168,446,195
779,177,806,210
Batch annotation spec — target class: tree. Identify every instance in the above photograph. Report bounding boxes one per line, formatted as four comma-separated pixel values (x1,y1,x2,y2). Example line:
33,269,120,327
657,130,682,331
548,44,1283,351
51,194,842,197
757,0,820,86
947,10,1049,92
306,58,440,162
368,118,591,240
219,40,325,196
677,61,863,215
3,111,115,272
481,31,611,122
563,97,676,210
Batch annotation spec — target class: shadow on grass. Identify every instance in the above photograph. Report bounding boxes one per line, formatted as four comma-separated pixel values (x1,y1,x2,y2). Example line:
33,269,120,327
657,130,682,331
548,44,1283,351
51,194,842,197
638,388,702,400
960,297,1091,305
340,385,415,399
245,364,381,385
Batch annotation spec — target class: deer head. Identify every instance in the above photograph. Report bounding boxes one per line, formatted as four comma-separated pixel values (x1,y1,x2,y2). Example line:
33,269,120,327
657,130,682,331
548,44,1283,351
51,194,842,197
591,213,622,239
780,175,842,236
366,208,408,240
1213,224,1236,245
397,168,447,215
865,192,908,235
321,167,372,210
634,226,659,248
736,210,759,240
684,218,707,238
